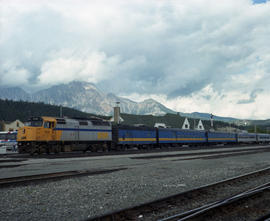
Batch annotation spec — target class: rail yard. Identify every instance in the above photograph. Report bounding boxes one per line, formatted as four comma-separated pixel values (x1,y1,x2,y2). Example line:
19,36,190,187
2,0,270,220
1,144,270,220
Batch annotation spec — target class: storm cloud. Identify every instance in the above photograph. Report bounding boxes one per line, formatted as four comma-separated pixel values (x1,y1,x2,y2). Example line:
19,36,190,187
1,0,270,118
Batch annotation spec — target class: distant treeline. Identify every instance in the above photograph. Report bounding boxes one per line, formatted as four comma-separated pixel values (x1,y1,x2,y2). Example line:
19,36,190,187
121,113,238,131
1,99,269,133
240,125,270,134
0,99,109,122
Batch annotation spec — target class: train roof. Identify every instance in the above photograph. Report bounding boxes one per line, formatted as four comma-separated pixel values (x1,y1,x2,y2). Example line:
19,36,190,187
113,124,155,130
71,116,105,121
29,116,108,122
0,131,17,134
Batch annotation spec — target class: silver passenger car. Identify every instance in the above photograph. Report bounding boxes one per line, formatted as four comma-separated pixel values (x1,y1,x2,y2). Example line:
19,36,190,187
237,133,257,143
256,133,270,143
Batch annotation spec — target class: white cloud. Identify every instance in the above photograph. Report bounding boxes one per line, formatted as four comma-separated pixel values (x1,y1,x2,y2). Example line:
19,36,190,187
166,85,269,119
125,84,269,119
39,50,111,85
0,61,30,86
1,0,270,118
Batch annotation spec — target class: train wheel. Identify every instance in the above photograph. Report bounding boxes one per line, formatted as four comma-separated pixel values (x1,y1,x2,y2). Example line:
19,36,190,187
30,144,38,156
46,145,51,155
121,145,127,151
91,145,97,152
54,145,60,154
83,145,90,153
18,149,23,154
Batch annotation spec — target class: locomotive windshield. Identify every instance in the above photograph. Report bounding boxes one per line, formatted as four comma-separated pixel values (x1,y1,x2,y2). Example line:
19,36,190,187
25,117,43,127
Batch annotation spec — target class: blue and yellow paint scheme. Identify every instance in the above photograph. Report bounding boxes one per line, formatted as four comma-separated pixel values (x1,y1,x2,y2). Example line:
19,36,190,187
18,116,268,155
158,128,207,144
207,131,237,143
115,125,156,145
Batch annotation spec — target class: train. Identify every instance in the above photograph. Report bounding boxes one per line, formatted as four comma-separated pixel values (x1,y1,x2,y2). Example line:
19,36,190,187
0,131,17,152
17,116,270,154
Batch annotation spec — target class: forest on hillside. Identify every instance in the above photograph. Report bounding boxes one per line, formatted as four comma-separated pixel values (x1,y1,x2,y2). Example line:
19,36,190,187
0,99,108,122
0,99,269,133
121,113,239,131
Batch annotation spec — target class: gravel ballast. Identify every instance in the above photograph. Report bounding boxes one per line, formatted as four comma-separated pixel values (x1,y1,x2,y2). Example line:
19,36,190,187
0,146,270,220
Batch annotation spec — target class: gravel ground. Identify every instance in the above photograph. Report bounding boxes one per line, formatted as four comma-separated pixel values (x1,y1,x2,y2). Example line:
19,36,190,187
0,148,270,220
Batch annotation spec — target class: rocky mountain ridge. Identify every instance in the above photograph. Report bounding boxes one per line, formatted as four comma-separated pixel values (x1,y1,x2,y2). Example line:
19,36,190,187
0,81,258,124
0,81,175,116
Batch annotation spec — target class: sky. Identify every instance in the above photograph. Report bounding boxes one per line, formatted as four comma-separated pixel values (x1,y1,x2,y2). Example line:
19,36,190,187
0,0,270,119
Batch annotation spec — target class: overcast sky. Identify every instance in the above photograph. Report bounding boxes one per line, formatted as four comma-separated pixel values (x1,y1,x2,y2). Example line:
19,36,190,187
1,0,270,119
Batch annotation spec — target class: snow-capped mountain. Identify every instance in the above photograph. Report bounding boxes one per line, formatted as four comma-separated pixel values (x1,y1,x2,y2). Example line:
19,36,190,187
0,87,31,101
0,81,175,116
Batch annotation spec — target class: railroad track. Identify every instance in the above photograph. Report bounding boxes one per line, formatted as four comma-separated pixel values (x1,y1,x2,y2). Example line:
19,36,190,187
159,182,270,221
0,168,126,188
88,167,270,221
2,144,270,159
2,145,270,163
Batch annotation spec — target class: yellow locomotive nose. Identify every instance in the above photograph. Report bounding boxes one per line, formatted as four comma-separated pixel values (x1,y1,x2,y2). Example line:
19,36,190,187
17,127,36,141
17,127,26,141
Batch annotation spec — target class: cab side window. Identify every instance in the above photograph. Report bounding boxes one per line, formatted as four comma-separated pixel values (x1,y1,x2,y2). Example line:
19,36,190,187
44,122,54,128
44,122,50,128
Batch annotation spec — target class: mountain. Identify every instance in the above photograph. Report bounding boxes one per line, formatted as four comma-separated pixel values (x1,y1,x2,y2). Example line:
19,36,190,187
0,81,175,116
249,119,270,126
1,81,266,125
136,99,175,115
32,82,176,115
0,87,31,101
32,82,107,114
0,99,108,123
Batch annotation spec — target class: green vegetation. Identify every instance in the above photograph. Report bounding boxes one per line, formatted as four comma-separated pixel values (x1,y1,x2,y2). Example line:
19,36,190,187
0,99,109,123
2,99,268,133
244,126,270,134
120,113,239,131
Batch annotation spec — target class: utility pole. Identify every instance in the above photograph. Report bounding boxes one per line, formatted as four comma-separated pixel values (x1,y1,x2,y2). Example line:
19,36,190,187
114,102,121,124
210,113,214,130
60,106,63,118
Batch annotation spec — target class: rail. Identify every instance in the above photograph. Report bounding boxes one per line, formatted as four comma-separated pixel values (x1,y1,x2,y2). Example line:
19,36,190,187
0,168,126,188
87,167,270,221
160,182,270,221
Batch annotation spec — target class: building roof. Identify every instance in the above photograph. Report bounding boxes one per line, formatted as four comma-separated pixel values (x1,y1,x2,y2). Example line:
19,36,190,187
120,113,188,128
2,119,24,125
117,113,238,131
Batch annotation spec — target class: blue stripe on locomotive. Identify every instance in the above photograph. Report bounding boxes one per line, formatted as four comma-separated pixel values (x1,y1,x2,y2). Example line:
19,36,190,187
207,131,237,143
117,128,156,145
158,128,207,144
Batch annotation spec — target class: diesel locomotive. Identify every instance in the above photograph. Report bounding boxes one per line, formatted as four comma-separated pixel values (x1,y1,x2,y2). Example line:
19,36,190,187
17,116,270,154
17,116,111,154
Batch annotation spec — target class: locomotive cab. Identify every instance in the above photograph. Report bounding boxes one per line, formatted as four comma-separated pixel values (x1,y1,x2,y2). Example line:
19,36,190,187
42,119,57,141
